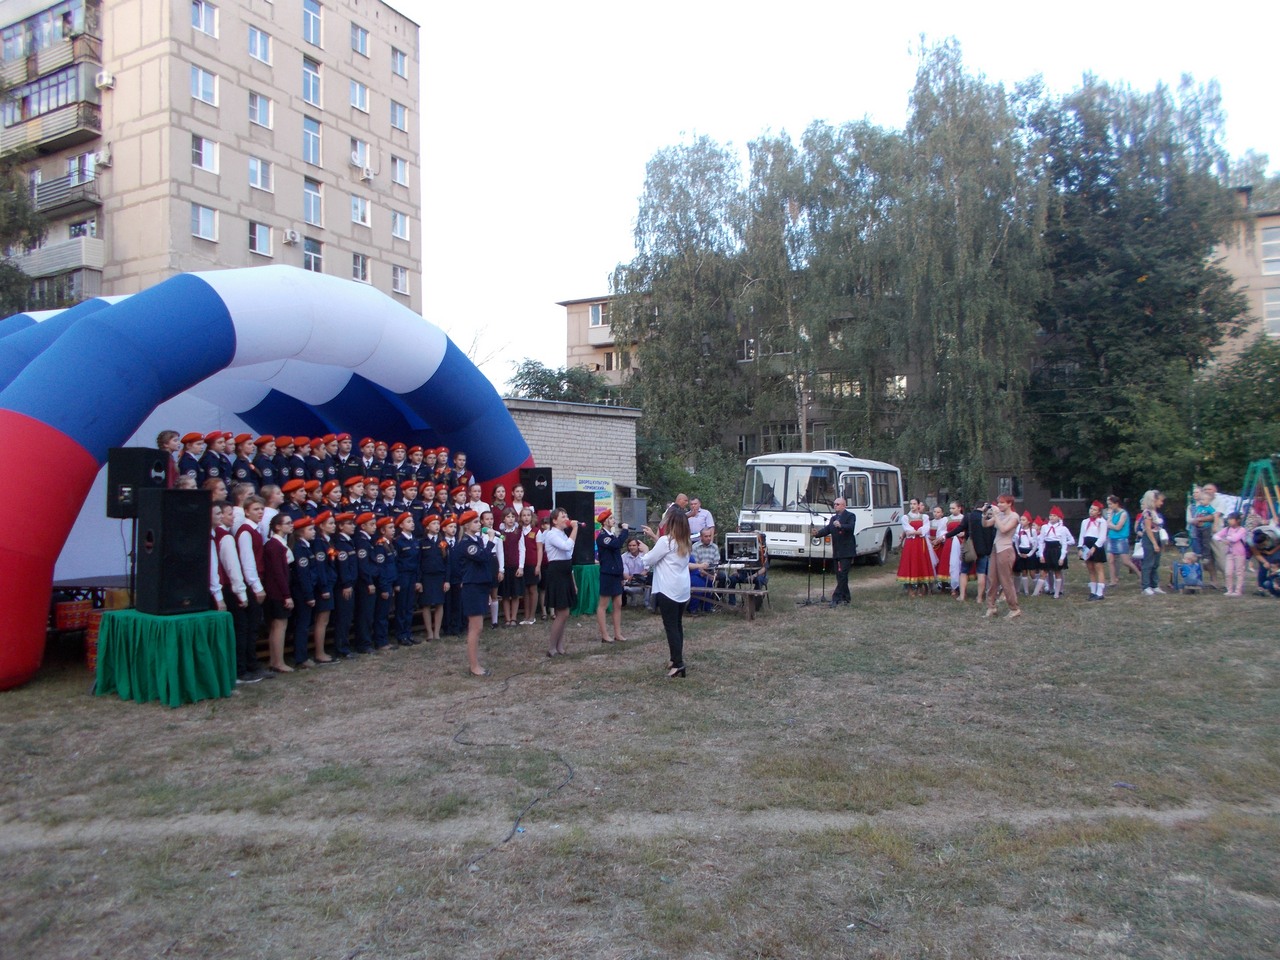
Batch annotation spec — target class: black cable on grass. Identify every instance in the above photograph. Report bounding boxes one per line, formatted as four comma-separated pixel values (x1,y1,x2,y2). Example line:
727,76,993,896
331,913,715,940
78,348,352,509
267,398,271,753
442,668,576,871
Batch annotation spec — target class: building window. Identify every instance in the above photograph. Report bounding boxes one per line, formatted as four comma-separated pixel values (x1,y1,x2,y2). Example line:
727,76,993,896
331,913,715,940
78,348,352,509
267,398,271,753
737,433,758,456
302,57,321,106
302,0,322,47
1,67,78,126
1264,226,1280,276
390,155,407,185
247,26,271,63
390,210,409,240
191,203,217,241
884,375,907,400
303,178,322,226
390,100,407,131
66,152,95,185
736,338,756,362
589,302,609,327
302,116,321,166
303,237,323,272
391,264,408,295
351,194,370,226
761,422,801,454
191,65,217,105
391,47,407,77
192,1,217,37
998,476,1024,498
1265,289,1280,337
352,252,370,283
69,217,96,239
350,137,368,167
349,80,368,112
350,23,368,56
248,156,272,191
191,134,218,172
248,92,272,127
248,221,271,256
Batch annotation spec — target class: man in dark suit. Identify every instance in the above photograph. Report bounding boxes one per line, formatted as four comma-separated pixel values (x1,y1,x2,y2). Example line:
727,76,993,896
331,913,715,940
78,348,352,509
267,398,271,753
813,497,857,607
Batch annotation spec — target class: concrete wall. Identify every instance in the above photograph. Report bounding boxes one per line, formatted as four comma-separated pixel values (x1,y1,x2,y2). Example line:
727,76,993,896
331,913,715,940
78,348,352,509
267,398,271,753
503,397,640,492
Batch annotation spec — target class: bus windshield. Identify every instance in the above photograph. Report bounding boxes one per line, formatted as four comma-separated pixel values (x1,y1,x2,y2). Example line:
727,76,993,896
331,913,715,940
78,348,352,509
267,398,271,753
742,465,839,512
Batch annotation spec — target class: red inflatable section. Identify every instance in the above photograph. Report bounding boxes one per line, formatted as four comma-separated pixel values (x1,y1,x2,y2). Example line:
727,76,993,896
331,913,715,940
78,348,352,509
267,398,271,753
481,454,535,512
0,411,101,691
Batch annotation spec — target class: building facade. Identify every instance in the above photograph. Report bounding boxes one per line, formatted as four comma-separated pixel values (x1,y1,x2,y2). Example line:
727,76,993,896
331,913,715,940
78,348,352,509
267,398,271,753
2,0,421,310
560,294,626,386
1217,188,1280,360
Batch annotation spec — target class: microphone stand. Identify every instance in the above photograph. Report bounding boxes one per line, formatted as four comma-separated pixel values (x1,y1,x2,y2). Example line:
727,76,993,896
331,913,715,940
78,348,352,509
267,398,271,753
796,489,822,606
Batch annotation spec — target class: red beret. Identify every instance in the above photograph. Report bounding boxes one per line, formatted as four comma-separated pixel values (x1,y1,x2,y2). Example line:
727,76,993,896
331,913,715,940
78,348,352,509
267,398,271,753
395,512,412,525
390,442,406,452
457,510,479,526
365,476,380,486
314,510,333,524
204,431,222,443
304,480,320,492
293,516,314,530
335,433,351,442
359,437,375,448
335,512,356,524
374,440,388,449
254,435,275,447
597,509,612,523
322,480,340,495
343,476,363,488
355,512,375,526
408,446,422,455
234,433,253,445
181,432,204,444
277,436,296,447
376,516,394,529
282,479,304,493
400,480,418,490
424,513,441,525
451,485,466,497
380,479,396,490
322,433,337,444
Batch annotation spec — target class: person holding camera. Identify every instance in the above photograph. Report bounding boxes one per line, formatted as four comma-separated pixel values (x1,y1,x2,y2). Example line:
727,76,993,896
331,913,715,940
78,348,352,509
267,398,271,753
983,494,1023,619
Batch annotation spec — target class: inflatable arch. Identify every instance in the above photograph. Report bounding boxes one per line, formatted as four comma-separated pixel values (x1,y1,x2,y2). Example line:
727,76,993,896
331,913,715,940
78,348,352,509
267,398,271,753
0,265,532,691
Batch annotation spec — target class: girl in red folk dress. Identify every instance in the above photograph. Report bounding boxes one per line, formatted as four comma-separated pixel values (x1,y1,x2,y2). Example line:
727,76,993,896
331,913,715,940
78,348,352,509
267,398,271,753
897,498,936,597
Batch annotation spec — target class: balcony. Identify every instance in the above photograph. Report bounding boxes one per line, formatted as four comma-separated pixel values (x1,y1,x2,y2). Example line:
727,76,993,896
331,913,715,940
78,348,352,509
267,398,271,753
586,324,615,347
0,102,101,154
13,236,104,278
0,34,102,87
33,174,101,217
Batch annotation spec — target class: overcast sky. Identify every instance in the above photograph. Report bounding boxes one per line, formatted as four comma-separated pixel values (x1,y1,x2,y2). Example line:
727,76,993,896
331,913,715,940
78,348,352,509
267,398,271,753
398,0,1275,390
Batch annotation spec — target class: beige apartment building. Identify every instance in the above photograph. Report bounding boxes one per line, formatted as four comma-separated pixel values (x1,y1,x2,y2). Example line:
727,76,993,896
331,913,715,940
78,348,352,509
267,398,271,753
1217,187,1280,360
2,0,421,311
560,294,626,386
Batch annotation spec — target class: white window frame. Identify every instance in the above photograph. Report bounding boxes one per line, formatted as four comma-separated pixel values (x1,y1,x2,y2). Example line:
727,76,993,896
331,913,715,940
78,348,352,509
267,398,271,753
350,80,368,112
248,26,271,64
69,216,97,239
248,92,272,128
391,47,407,77
390,210,409,240
351,23,369,56
191,203,217,241
192,1,217,37
1263,226,1280,276
191,65,217,105
1265,289,1280,337
248,221,272,257
350,137,369,167
302,116,321,166
351,194,370,227
302,0,322,47
352,252,370,283
589,302,609,327
390,100,407,131
191,134,218,173
248,155,272,192
303,178,322,226
391,264,408,295
390,155,407,186
302,57,321,106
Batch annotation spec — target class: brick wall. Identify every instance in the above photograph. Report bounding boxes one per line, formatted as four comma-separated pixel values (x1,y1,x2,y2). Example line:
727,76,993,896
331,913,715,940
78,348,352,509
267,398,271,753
503,398,641,490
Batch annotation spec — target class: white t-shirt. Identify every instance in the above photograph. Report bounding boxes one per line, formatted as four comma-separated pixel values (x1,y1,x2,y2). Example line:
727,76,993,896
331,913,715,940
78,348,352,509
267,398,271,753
642,535,691,603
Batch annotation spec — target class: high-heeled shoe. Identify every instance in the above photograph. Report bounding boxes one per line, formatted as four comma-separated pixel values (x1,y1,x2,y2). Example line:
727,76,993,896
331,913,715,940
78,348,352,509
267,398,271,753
600,636,616,644
666,665,686,678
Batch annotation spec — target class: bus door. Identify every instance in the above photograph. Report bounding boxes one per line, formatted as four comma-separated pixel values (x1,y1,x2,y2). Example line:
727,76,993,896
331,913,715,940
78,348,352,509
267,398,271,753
840,472,873,554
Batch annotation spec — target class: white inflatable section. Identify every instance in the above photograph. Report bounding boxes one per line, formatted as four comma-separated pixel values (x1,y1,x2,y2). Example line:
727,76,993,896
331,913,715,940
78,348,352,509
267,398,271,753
195,267,449,391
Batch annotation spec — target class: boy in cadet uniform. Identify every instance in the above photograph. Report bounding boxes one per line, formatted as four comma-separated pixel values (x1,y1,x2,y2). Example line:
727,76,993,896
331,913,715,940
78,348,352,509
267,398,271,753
335,433,361,483
431,483,451,520
452,451,475,489
360,477,381,513
279,479,309,521
199,431,228,484
309,510,337,664
357,437,378,478
441,516,463,636
231,434,259,490
392,512,421,646
353,512,379,654
372,515,398,651
419,483,436,524
287,437,310,481
434,447,452,487
331,512,359,659
373,440,390,479
423,448,439,482
375,479,400,516
254,436,280,487
273,436,296,481
407,446,427,484
303,479,322,517
289,516,318,668
178,432,207,485
418,513,447,640
403,481,427,538
341,476,364,510
387,442,411,485
449,484,469,518
306,436,328,482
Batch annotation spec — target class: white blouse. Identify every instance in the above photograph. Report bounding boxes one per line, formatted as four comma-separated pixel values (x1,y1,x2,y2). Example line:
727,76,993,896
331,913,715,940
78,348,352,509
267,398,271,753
641,535,691,603
542,527,575,562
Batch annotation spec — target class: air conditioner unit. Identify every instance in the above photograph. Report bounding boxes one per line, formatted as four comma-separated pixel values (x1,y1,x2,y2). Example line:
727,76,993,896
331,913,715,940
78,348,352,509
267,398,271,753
94,148,112,168
360,166,373,182
94,71,115,90
281,229,301,245
349,151,362,167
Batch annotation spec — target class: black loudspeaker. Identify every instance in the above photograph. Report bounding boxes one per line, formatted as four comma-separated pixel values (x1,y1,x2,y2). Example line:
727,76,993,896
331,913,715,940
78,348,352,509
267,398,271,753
521,467,553,513
555,490,597,566
107,447,169,518
135,489,211,615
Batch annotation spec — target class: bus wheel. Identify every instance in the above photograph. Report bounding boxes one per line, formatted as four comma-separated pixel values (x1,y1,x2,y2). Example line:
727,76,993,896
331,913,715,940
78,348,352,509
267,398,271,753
874,536,890,566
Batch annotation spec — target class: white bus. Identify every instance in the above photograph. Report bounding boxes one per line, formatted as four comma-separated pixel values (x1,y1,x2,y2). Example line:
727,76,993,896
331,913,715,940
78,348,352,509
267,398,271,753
737,451,904,563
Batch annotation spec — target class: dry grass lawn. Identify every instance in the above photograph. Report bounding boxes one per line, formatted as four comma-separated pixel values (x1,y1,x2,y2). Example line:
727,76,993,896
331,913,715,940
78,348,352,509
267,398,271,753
2,566,1278,959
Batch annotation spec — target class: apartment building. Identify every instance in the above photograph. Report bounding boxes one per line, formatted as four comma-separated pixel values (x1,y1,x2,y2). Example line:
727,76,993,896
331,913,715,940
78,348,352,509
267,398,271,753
1217,187,1280,361
1,0,421,311
560,294,626,386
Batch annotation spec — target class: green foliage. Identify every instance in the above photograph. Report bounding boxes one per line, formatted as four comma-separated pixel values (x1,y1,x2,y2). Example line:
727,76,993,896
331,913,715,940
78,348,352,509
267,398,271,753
1199,336,1280,484
0,78,45,312
505,359,610,404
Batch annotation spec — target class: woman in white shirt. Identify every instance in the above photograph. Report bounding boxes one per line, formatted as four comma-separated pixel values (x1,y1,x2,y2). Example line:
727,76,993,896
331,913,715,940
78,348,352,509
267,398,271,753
637,507,693,678
542,508,580,656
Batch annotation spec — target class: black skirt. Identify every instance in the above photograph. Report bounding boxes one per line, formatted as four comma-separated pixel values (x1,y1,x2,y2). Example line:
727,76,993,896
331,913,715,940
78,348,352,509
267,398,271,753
543,559,577,609
1043,541,1066,569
